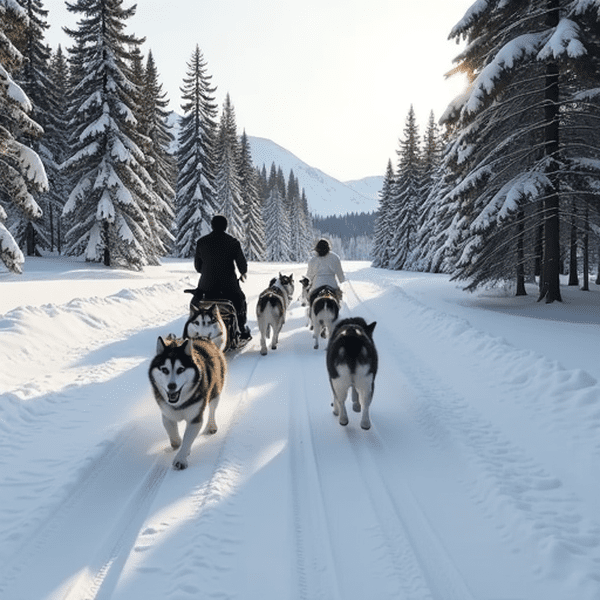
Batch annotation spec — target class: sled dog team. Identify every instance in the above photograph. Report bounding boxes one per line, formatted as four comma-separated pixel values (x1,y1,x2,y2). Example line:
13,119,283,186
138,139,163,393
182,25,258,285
149,272,378,470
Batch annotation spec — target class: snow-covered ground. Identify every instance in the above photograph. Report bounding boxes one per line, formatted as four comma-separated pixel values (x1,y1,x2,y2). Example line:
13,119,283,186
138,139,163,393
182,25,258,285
1,257,600,600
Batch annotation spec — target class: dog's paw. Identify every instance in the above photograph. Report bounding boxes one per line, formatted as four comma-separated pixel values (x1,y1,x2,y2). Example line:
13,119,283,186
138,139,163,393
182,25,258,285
339,417,349,427
260,348,267,356
170,439,182,450
352,402,361,413
206,424,217,434
172,457,188,470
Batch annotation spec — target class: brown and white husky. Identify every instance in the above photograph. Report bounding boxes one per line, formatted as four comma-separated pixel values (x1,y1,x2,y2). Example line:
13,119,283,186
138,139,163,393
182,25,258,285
183,303,228,352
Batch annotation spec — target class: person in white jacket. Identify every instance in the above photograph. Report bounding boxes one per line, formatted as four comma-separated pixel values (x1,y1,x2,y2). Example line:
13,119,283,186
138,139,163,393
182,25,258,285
305,238,345,301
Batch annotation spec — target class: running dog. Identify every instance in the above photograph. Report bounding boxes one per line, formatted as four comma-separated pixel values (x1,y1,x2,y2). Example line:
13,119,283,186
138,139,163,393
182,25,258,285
256,273,294,355
309,285,340,350
326,317,377,430
149,335,227,470
299,276,311,307
183,303,228,352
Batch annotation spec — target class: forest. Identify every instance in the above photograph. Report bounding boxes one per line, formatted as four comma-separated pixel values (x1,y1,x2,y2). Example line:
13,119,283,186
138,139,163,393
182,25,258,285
373,1,600,302
0,0,315,273
1,0,599,302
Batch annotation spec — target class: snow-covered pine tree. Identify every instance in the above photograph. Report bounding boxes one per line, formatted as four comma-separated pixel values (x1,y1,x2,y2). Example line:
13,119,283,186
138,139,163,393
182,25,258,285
139,50,176,255
389,105,422,270
239,131,266,261
286,169,305,260
40,46,70,254
264,177,291,261
62,0,158,270
371,159,395,268
0,0,46,273
445,0,600,301
406,111,447,272
300,189,314,254
7,0,52,256
214,94,244,242
175,45,218,258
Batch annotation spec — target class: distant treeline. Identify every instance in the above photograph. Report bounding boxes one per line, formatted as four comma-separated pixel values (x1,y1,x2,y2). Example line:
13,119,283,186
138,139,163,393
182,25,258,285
313,212,376,241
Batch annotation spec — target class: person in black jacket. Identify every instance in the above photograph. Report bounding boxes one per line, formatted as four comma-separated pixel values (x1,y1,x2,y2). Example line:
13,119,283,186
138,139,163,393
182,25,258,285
193,215,251,339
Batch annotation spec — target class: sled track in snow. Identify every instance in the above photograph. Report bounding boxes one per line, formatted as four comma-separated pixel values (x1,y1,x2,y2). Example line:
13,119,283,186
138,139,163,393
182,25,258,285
287,346,342,600
341,281,478,600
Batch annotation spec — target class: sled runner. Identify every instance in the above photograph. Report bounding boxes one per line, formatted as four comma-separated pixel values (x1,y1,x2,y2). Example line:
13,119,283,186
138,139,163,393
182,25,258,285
184,290,251,352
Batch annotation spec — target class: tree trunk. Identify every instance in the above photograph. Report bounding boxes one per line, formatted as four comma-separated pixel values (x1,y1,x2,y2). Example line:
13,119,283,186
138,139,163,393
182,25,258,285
516,215,527,296
568,204,578,286
582,205,589,291
537,0,562,303
103,221,110,267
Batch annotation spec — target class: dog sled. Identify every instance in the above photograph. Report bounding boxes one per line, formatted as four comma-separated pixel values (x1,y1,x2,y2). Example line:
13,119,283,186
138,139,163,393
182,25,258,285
184,289,251,352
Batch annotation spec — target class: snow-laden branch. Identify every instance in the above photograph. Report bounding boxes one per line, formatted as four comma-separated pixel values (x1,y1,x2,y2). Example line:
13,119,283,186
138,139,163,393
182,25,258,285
471,171,551,233
465,32,548,115
538,18,586,60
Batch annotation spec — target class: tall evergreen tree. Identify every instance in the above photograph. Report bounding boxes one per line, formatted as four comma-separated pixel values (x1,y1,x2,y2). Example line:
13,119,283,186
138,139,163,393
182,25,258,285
7,0,51,256
264,183,291,261
140,50,176,255
214,93,244,241
239,131,265,261
175,45,218,257
40,45,70,254
0,0,46,272
372,159,395,268
389,105,422,270
62,0,158,269
444,0,600,300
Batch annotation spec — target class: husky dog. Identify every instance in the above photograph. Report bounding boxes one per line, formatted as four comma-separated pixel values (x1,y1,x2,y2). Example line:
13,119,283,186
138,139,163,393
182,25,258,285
299,276,311,307
256,273,294,355
326,317,377,430
149,336,227,470
183,303,228,352
309,286,340,349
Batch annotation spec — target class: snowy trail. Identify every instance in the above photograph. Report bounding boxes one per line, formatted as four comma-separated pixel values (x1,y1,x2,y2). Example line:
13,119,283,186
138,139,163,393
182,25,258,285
1,259,600,599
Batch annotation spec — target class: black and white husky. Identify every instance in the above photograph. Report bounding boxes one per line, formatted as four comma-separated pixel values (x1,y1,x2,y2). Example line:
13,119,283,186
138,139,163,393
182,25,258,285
256,273,294,355
326,317,377,430
183,303,228,352
309,285,340,349
149,336,227,470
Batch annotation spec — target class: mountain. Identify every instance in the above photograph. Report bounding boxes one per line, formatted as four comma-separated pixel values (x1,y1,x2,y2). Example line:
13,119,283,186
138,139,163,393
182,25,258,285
166,112,382,217
248,137,382,217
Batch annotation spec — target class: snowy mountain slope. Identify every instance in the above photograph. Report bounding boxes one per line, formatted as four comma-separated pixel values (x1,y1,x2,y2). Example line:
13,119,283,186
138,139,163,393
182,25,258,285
166,112,382,217
1,257,600,600
248,136,381,216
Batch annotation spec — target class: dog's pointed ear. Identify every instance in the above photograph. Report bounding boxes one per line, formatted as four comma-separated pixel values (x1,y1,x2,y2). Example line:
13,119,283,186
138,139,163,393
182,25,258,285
366,322,377,336
156,336,167,354
290,273,294,280
182,338,193,356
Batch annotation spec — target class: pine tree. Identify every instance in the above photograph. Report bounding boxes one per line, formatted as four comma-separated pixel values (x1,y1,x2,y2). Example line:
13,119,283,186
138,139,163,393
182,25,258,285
0,0,46,273
214,94,244,241
445,0,600,300
239,131,265,261
140,50,176,255
389,105,422,270
40,45,70,254
372,159,395,268
62,0,158,270
264,181,291,261
7,0,52,256
175,45,218,257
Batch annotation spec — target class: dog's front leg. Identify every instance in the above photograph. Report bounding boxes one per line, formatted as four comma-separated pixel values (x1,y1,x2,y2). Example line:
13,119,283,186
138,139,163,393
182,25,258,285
172,420,202,470
205,394,220,434
162,414,181,449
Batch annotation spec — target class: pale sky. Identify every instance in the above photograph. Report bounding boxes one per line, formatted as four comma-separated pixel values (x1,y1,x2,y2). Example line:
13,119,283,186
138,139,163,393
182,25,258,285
44,0,473,182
